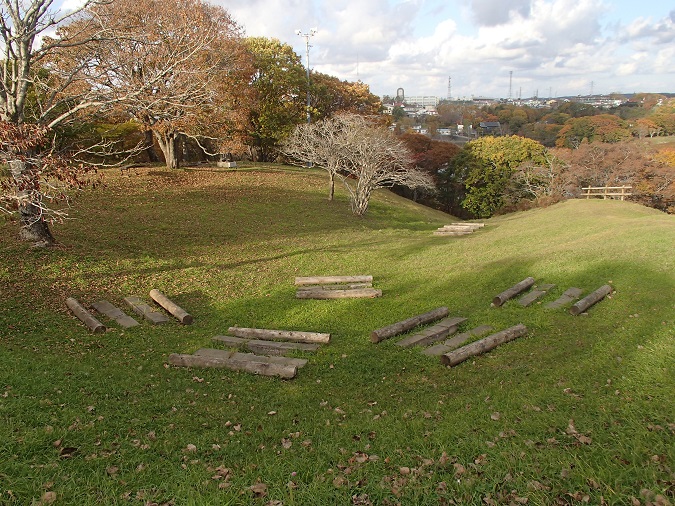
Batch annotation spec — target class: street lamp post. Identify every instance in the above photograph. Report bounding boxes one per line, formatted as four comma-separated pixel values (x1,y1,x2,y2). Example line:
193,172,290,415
295,28,317,124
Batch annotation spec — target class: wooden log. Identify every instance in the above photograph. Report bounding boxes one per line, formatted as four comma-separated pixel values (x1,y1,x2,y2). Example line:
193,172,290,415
433,230,473,236
194,348,308,369
211,335,249,347
545,287,583,309
440,324,528,367
423,325,493,356
370,307,449,343
518,284,556,307
439,225,480,231
124,296,170,324
66,297,106,333
296,288,382,299
149,289,193,324
212,335,321,356
396,317,467,348
492,277,536,307
246,340,320,356
168,353,297,379
90,300,139,328
569,285,613,315
451,222,484,228
295,275,373,286
227,327,330,344
297,283,372,291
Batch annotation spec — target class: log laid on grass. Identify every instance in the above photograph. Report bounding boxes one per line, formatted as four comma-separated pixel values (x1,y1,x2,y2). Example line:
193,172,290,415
295,275,373,286
227,327,330,344
124,296,169,324
296,288,382,299
90,300,139,328
433,230,474,237
451,222,485,228
492,277,536,307
246,340,320,356
396,317,467,348
370,307,449,343
66,297,106,333
440,324,528,367
518,284,556,307
569,285,613,316
211,335,249,347
194,348,308,369
168,353,297,379
297,283,373,291
149,289,193,324
212,335,321,356
545,287,583,309
423,325,494,356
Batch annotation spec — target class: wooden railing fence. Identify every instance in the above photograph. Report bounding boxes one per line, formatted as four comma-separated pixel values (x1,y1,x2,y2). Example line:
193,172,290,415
581,186,632,201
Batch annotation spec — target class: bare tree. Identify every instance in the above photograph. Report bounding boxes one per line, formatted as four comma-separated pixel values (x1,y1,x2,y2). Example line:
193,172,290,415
283,113,435,216
281,115,353,200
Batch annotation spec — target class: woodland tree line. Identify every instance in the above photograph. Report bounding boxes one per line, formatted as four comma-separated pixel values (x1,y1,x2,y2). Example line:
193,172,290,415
0,0,673,246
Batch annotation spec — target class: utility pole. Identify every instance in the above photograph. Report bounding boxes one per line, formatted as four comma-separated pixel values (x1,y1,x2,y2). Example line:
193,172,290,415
295,28,317,124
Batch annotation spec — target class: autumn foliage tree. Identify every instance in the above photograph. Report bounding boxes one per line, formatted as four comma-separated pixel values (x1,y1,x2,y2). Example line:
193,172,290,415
552,140,675,213
0,0,111,244
245,37,306,162
556,114,632,148
61,0,254,169
458,136,548,217
310,72,382,119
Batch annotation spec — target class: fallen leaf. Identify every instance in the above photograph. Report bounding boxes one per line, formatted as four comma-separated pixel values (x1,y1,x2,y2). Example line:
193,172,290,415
490,412,501,421
576,434,592,445
250,482,267,497
41,491,57,504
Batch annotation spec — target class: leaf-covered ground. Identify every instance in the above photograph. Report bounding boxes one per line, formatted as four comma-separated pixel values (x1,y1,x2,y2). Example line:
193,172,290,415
1,166,673,505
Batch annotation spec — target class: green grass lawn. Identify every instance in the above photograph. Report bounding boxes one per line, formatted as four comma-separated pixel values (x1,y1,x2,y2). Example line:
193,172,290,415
1,166,673,505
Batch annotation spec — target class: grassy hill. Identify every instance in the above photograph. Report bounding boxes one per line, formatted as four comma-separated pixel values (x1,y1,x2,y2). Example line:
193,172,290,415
1,166,673,505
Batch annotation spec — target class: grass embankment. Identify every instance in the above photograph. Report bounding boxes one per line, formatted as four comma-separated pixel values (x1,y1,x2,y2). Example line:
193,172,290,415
0,166,673,505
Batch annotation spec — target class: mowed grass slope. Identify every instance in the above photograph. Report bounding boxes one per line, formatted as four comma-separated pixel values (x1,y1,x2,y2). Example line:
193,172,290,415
0,166,673,505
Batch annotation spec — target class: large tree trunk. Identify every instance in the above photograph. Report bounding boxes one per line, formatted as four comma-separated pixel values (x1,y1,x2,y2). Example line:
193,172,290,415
144,129,160,162
154,130,182,169
9,160,55,247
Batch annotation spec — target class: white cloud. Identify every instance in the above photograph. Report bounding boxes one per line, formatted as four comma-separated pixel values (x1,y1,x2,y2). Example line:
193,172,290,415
217,0,675,98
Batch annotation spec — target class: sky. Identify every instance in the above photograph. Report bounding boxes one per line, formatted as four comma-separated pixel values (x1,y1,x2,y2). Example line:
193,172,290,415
214,0,674,100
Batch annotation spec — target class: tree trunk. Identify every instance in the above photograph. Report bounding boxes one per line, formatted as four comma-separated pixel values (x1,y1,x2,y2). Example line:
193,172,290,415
9,160,55,246
144,129,160,162
351,188,371,216
328,172,335,201
154,130,182,169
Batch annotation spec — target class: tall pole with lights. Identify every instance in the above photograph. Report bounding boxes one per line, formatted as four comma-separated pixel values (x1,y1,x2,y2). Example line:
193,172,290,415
295,28,317,124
